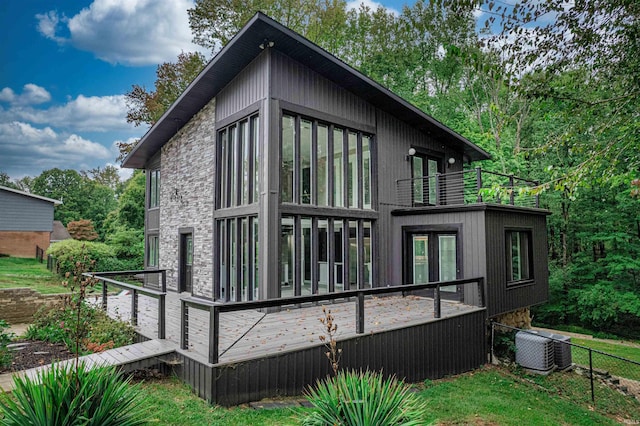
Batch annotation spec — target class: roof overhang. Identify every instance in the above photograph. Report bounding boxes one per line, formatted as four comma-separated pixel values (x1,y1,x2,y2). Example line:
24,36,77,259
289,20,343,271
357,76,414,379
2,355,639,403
123,12,491,169
0,185,62,205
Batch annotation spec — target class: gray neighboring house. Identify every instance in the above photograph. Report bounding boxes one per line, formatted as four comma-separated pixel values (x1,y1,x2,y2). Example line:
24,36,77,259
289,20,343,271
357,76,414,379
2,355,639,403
50,220,71,243
123,13,549,320
0,185,62,257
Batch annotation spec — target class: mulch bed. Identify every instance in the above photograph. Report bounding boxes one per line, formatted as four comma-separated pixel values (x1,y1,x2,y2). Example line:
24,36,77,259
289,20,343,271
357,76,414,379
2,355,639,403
1,340,77,373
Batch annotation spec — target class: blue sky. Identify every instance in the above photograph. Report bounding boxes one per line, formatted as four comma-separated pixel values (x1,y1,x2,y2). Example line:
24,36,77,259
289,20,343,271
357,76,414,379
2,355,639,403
0,0,449,181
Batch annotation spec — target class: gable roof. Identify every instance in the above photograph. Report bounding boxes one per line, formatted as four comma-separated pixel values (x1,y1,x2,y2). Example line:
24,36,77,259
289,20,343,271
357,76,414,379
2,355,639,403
123,12,490,169
0,185,62,205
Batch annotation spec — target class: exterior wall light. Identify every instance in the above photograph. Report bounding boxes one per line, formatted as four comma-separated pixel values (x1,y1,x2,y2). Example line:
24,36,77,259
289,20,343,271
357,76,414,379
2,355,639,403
406,147,416,161
448,157,456,167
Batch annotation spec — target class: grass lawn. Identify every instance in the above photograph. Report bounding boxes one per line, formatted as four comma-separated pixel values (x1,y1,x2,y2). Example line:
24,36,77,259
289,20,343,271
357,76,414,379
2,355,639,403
570,337,640,381
0,257,68,294
138,366,640,425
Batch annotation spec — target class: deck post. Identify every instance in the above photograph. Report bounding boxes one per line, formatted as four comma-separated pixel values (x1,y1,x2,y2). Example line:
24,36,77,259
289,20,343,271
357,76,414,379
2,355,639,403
477,278,485,308
356,292,365,334
158,294,166,339
131,289,138,326
475,167,483,203
180,301,188,350
210,306,219,364
161,270,167,292
434,285,441,318
509,175,515,205
101,281,108,311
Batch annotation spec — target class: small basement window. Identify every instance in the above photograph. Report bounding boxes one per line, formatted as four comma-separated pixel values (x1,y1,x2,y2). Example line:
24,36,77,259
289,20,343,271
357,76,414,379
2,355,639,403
506,230,533,285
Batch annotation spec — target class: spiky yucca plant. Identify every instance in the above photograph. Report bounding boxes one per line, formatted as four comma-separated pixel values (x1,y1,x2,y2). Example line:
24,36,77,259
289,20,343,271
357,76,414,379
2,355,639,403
0,362,147,426
302,369,427,426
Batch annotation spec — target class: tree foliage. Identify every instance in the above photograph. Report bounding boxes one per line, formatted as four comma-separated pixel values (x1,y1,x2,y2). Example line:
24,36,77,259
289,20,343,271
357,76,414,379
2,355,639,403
67,219,99,241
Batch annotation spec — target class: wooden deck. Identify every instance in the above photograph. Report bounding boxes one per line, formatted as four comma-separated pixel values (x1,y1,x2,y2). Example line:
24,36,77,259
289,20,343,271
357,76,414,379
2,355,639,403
0,339,176,392
97,291,480,365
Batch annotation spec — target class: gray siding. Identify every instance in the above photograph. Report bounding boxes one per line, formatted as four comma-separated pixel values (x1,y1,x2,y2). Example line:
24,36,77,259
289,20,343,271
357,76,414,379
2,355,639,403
216,53,269,122
270,50,376,127
484,207,549,317
0,190,54,231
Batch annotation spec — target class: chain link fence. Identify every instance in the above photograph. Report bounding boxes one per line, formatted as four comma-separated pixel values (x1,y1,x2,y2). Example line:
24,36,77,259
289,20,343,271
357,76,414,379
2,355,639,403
491,322,640,406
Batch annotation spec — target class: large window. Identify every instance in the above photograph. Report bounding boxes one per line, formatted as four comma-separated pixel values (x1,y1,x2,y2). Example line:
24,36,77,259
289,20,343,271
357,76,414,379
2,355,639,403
280,216,374,296
217,216,259,301
218,114,259,208
506,230,533,284
149,169,160,208
147,235,159,267
281,113,373,209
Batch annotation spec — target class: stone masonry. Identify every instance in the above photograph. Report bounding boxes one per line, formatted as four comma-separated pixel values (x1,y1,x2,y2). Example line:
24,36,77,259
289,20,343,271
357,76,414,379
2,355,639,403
0,288,64,323
160,98,216,298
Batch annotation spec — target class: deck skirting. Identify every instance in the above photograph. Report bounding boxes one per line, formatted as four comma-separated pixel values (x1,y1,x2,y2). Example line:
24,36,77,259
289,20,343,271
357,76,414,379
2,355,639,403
173,309,487,406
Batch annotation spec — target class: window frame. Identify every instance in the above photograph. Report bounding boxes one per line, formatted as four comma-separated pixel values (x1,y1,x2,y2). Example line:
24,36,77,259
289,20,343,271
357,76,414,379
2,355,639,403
147,234,159,268
149,169,160,209
505,228,534,286
280,110,374,210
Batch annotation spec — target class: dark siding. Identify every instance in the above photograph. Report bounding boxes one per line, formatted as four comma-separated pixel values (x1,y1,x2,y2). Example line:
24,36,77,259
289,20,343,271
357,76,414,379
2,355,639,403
484,208,549,317
270,50,375,127
0,190,54,231
217,53,269,122
172,310,486,406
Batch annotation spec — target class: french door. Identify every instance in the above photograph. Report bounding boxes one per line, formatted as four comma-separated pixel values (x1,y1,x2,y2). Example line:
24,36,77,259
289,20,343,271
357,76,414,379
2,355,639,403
411,154,441,206
405,230,461,299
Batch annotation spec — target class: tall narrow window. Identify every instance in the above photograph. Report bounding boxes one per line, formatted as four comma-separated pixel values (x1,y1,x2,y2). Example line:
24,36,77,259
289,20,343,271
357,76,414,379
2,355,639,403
506,230,532,284
229,219,237,301
348,220,358,288
280,217,295,297
300,120,312,204
333,128,344,207
301,217,312,295
281,115,295,203
241,121,250,205
362,136,371,209
318,219,329,294
252,218,259,300
219,221,227,300
348,132,358,208
147,235,159,267
252,116,260,203
363,221,372,289
230,126,238,207
220,130,229,208
241,218,249,301
333,220,344,291
149,170,160,208
317,124,329,206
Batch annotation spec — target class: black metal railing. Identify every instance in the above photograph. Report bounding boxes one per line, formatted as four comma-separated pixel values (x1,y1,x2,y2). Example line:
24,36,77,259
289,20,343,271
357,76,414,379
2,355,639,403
181,277,485,364
396,167,540,208
84,270,167,339
46,254,59,273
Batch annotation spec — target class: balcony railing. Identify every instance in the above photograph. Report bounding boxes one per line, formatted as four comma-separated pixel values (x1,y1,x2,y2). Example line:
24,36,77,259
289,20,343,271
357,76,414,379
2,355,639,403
396,167,540,208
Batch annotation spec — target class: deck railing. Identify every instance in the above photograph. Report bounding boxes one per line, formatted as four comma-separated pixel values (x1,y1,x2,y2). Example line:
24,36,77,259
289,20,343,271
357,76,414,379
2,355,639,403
181,277,485,364
84,270,168,339
396,167,540,208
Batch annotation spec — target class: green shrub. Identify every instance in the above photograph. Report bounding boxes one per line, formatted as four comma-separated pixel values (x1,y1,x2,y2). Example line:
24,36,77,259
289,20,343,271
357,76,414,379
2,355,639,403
302,370,427,426
47,239,116,275
0,320,15,368
0,363,148,425
25,303,134,354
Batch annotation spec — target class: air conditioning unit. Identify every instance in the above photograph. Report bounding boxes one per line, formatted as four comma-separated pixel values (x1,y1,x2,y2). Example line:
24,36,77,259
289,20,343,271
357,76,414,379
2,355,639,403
535,331,573,370
515,331,555,374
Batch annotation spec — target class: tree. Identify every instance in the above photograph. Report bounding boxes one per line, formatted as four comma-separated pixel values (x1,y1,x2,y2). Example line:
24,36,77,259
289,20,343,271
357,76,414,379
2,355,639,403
67,219,99,241
81,165,122,194
0,172,19,189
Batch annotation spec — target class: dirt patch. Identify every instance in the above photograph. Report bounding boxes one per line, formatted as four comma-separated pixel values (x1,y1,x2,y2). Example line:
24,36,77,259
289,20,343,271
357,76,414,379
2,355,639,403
1,340,76,373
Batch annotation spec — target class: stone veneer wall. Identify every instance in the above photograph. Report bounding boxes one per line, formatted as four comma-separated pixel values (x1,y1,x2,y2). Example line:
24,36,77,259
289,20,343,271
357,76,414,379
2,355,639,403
0,288,63,323
494,307,532,329
159,99,216,298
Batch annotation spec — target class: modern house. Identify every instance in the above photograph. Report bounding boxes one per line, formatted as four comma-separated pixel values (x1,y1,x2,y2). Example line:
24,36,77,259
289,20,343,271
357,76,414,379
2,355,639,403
0,186,61,258
118,12,549,404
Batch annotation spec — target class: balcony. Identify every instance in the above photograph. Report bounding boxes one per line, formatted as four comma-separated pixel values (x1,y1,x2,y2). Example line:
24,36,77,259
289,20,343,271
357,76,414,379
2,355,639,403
396,167,540,209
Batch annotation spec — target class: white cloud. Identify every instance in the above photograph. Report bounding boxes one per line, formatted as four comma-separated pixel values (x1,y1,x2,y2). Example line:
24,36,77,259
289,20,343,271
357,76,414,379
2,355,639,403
106,162,134,180
0,121,112,177
1,93,132,133
0,84,51,106
346,0,399,15
36,0,207,66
